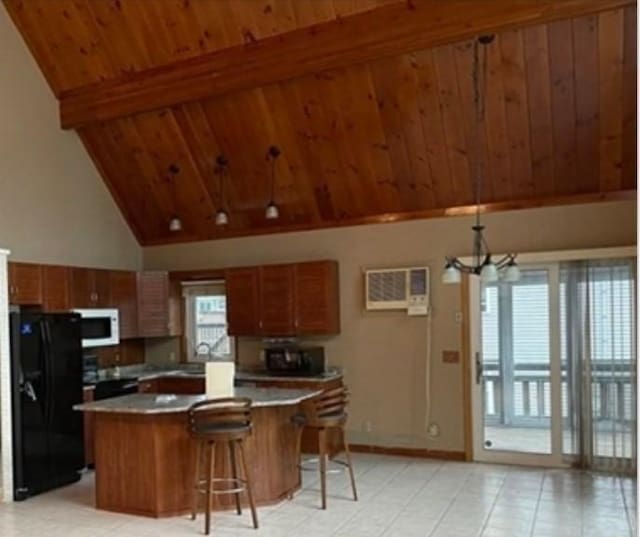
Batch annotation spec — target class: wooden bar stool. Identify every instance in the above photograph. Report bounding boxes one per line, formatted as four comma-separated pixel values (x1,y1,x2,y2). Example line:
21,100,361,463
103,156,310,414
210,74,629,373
294,386,358,509
187,398,258,535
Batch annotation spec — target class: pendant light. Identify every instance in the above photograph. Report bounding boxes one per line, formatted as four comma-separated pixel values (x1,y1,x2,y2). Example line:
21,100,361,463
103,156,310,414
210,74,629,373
214,154,229,226
265,145,281,220
167,164,183,232
442,35,519,284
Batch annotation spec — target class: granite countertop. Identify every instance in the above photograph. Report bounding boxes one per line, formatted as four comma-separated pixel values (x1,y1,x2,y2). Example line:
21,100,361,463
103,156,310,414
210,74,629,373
74,386,322,414
235,369,342,383
86,366,342,386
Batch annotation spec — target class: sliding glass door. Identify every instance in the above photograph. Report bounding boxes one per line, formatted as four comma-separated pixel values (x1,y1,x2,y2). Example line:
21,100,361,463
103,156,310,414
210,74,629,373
473,264,563,466
471,256,636,471
561,259,636,473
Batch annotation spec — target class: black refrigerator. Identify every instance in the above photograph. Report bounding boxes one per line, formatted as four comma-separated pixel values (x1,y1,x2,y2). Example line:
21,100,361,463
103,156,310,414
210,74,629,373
10,312,85,500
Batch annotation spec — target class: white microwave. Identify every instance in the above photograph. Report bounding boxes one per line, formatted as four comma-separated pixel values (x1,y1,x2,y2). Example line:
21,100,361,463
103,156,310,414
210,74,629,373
72,308,120,348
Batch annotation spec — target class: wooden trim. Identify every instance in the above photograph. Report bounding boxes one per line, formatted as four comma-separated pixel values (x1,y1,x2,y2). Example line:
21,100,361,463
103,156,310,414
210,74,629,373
59,0,634,129
169,268,226,282
460,275,474,462
143,190,636,247
349,444,466,461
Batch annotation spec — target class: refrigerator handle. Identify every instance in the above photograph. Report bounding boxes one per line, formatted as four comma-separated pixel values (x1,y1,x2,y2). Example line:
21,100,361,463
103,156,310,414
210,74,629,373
44,320,55,426
38,322,50,423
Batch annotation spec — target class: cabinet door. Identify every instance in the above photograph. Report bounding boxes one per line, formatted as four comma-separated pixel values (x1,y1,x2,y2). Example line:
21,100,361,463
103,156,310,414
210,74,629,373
157,377,205,394
93,269,111,308
225,267,260,336
294,261,340,334
109,271,138,339
42,265,71,311
259,264,295,336
138,379,159,393
167,279,183,337
8,262,43,305
83,388,95,467
137,272,170,337
70,267,93,308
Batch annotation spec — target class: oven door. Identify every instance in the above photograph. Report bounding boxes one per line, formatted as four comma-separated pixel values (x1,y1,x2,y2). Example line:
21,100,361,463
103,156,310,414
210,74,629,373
73,310,120,348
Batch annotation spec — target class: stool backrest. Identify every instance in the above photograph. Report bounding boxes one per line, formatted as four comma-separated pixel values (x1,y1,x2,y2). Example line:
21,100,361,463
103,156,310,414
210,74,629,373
306,386,349,420
187,397,252,435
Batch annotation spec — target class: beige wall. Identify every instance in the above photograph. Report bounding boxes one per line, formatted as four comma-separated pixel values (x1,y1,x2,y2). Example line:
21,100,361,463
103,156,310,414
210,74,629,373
0,6,140,269
144,200,636,452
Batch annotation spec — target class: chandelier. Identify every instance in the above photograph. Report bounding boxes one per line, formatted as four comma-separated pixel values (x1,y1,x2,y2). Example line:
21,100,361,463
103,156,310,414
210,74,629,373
442,35,519,285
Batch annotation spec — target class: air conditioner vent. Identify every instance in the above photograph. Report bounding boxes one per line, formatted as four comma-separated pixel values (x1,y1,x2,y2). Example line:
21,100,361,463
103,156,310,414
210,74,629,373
364,266,430,315
367,271,406,303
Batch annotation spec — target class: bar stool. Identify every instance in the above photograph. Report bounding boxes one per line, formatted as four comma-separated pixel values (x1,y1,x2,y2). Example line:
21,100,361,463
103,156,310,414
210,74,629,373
293,386,358,509
187,398,258,535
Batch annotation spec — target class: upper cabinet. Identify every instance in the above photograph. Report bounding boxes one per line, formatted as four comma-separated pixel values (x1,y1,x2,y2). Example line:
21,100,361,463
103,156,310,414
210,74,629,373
137,271,181,338
109,270,138,339
259,264,295,336
226,260,340,337
294,261,340,335
8,262,43,305
70,268,110,308
42,265,71,311
226,267,260,336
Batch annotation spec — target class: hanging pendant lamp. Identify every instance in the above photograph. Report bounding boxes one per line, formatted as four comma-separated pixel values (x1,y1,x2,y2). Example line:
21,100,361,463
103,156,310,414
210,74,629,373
167,164,183,232
442,35,519,284
214,155,229,226
265,145,281,220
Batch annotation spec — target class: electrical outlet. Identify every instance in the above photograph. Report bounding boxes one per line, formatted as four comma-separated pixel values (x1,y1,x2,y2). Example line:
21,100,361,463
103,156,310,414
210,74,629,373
363,420,372,433
169,352,176,362
455,312,463,323
427,423,440,437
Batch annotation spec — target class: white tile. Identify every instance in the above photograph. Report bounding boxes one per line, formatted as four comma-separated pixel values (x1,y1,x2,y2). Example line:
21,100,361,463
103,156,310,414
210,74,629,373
0,454,634,537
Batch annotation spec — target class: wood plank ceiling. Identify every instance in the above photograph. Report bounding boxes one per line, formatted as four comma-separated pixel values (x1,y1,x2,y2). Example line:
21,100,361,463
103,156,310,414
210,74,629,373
4,0,637,245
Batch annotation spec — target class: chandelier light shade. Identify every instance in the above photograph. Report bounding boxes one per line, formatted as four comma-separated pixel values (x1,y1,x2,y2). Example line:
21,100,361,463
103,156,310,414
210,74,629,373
442,35,519,285
265,145,281,220
214,155,229,226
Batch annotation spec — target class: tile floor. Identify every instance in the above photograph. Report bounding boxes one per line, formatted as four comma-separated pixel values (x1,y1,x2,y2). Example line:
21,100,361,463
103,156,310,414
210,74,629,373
0,454,636,537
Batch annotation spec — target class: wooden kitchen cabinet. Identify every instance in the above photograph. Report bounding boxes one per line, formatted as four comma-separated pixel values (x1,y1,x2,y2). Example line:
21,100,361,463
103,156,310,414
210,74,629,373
226,267,260,336
109,270,138,339
138,379,159,393
259,264,295,335
8,262,43,305
137,271,178,337
83,387,95,467
294,261,340,334
138,376,204,394
70,267,110,308
225,260,340,337
42,265,71,311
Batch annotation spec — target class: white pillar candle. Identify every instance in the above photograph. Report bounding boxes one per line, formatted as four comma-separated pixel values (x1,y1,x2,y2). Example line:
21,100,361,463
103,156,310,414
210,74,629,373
205,361,235,399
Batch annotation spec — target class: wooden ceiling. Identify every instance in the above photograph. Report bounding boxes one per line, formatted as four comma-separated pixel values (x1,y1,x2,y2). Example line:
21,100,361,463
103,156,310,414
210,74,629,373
4,0,637,245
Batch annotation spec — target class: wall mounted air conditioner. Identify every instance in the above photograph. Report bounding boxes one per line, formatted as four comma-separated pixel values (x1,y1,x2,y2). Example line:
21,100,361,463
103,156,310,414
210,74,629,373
364,266,430,315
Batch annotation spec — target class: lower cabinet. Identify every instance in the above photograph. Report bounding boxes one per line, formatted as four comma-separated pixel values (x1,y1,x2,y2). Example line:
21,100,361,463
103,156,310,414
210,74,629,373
83,387,95,467
138,376,204,394
236,377,343,456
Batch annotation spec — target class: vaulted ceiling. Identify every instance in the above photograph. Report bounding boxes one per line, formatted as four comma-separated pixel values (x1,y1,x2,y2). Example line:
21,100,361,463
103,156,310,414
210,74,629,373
4,0,637,245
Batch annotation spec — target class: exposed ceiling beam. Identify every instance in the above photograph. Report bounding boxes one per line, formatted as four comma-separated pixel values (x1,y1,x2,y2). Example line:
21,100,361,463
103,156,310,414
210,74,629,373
60,0,634,129
141,190,636,246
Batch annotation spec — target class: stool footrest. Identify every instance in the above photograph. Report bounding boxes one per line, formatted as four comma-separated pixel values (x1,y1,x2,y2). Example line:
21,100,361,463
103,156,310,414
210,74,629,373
195,477,247,496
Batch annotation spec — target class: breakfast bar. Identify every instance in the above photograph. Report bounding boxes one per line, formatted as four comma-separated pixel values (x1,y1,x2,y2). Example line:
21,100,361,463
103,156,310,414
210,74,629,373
75,387,321,518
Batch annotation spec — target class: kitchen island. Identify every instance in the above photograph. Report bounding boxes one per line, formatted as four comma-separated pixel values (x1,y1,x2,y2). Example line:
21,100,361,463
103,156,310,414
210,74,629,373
75,387,321,518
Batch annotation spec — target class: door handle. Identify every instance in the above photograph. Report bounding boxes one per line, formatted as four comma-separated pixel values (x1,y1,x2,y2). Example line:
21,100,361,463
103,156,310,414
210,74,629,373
21,380,37,402
475,352,483,385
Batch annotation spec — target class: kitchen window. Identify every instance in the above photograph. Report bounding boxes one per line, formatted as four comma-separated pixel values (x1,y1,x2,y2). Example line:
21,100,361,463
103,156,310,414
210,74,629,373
183,282,234,361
